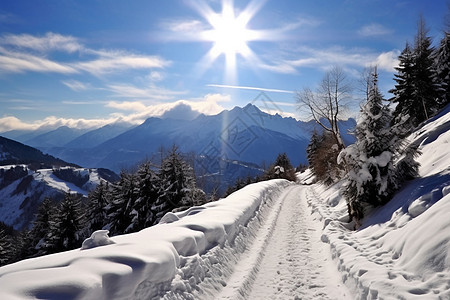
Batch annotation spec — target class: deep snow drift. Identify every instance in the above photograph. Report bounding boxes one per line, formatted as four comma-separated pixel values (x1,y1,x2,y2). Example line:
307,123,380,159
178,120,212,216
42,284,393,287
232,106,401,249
0,106,449,299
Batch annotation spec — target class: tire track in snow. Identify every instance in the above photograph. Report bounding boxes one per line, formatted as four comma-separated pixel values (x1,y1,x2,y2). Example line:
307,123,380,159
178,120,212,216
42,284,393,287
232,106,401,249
218,184,351,300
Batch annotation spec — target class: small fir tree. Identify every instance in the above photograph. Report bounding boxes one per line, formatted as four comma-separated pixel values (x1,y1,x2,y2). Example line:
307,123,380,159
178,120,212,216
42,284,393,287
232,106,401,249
339,70,398,224
265,153,296,181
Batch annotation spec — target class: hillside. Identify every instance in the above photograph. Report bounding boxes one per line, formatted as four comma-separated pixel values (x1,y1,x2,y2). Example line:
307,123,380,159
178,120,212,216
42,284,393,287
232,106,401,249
0,136,119,230
0,166,118,231
0,136,76,168
0,105,448,298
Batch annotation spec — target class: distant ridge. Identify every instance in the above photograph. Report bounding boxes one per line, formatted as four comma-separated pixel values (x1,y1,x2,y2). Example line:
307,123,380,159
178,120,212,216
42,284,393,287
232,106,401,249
0,135,78,167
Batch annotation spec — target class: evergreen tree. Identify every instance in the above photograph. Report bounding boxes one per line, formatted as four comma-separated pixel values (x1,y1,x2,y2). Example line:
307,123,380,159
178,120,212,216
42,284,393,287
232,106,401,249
86,181,111,235
126,162,161,232
0,228,13,266
45,193,86,253
434,31,450,108
11,230,32,263
265,153,296,181
390,42,416,128
339,70,398,224
411,17,441,123
306,129,322,177
105,172,139,236
154,146,201,222
28,197,54,257
390,18,440,129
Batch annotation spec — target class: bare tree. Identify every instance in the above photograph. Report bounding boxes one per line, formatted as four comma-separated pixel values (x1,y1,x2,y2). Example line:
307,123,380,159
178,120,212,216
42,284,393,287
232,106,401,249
296,66,352,150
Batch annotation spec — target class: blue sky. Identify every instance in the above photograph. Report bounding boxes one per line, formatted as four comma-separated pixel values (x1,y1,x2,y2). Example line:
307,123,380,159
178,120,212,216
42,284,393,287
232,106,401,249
0,0,448,132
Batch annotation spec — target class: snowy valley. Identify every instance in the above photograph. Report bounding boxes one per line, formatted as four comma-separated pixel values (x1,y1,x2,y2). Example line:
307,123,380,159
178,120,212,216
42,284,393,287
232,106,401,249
0,103,449,299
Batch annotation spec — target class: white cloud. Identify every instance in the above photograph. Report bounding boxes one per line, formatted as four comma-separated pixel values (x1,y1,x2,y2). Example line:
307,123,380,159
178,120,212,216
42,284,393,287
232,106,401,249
358,23,392,37
0,32,170,75
62,80,89,91
148,71,164,82
106,83,186,101
0,115,116,132
0,93,231,132
106,101,148,111
261,46,400,74
0,32,82,53
0,46,77,74
372,50,400,72
75,53,169,75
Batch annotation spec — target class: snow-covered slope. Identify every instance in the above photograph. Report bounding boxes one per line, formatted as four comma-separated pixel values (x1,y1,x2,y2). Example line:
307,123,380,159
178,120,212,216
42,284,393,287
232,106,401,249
0,166,117,230
0,179,292,299
314,105,450,299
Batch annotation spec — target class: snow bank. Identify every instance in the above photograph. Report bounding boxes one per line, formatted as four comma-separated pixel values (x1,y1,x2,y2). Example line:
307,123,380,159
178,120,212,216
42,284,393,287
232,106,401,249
0,179,291,299
312,106,450,299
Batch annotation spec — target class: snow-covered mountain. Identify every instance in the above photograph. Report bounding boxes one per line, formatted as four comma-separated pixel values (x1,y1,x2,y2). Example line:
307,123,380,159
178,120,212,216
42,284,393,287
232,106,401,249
0,104,448,299
42,104,355,192
63,122,133,149
0,136,119,230
24,126,89,148
0,165,117,231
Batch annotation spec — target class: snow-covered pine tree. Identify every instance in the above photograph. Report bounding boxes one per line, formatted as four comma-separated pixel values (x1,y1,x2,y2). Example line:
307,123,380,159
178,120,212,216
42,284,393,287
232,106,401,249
434,31,450,108
0,228,13,266
85,181,111,235
265,152,296,181
45,193,86,253
28,197,54,257
105,171,139,236
126,161,161,232
154,146,202,222
339,70,398,224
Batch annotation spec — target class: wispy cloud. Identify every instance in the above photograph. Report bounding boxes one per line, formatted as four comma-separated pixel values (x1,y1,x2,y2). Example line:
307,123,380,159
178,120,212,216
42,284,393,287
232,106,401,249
258,46,400,74
0,32,170,75
0,46,78,74
75,52,169,76
358,23,392,37
106,83,187,101
0,32,82,53
61,80,89,91
207,84,294,94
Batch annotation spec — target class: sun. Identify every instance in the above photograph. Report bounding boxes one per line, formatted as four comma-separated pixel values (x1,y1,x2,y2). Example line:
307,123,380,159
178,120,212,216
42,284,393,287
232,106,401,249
203,4,252,60
190,0,266,84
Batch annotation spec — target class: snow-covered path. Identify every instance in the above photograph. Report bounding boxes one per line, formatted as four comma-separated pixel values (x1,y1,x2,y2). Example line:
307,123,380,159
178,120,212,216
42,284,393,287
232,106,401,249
217,184,351,300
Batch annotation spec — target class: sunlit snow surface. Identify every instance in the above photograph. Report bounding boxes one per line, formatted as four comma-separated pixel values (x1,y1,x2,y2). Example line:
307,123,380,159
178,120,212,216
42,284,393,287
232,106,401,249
315,105,450,299
0,106,449,299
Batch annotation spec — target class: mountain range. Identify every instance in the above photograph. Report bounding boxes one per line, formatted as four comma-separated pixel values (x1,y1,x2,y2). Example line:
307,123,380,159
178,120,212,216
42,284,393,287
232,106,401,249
1,104,356,193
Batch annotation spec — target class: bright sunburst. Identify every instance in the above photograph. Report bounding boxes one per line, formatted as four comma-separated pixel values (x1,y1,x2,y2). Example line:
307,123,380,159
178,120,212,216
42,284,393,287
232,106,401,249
190,0,267,84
